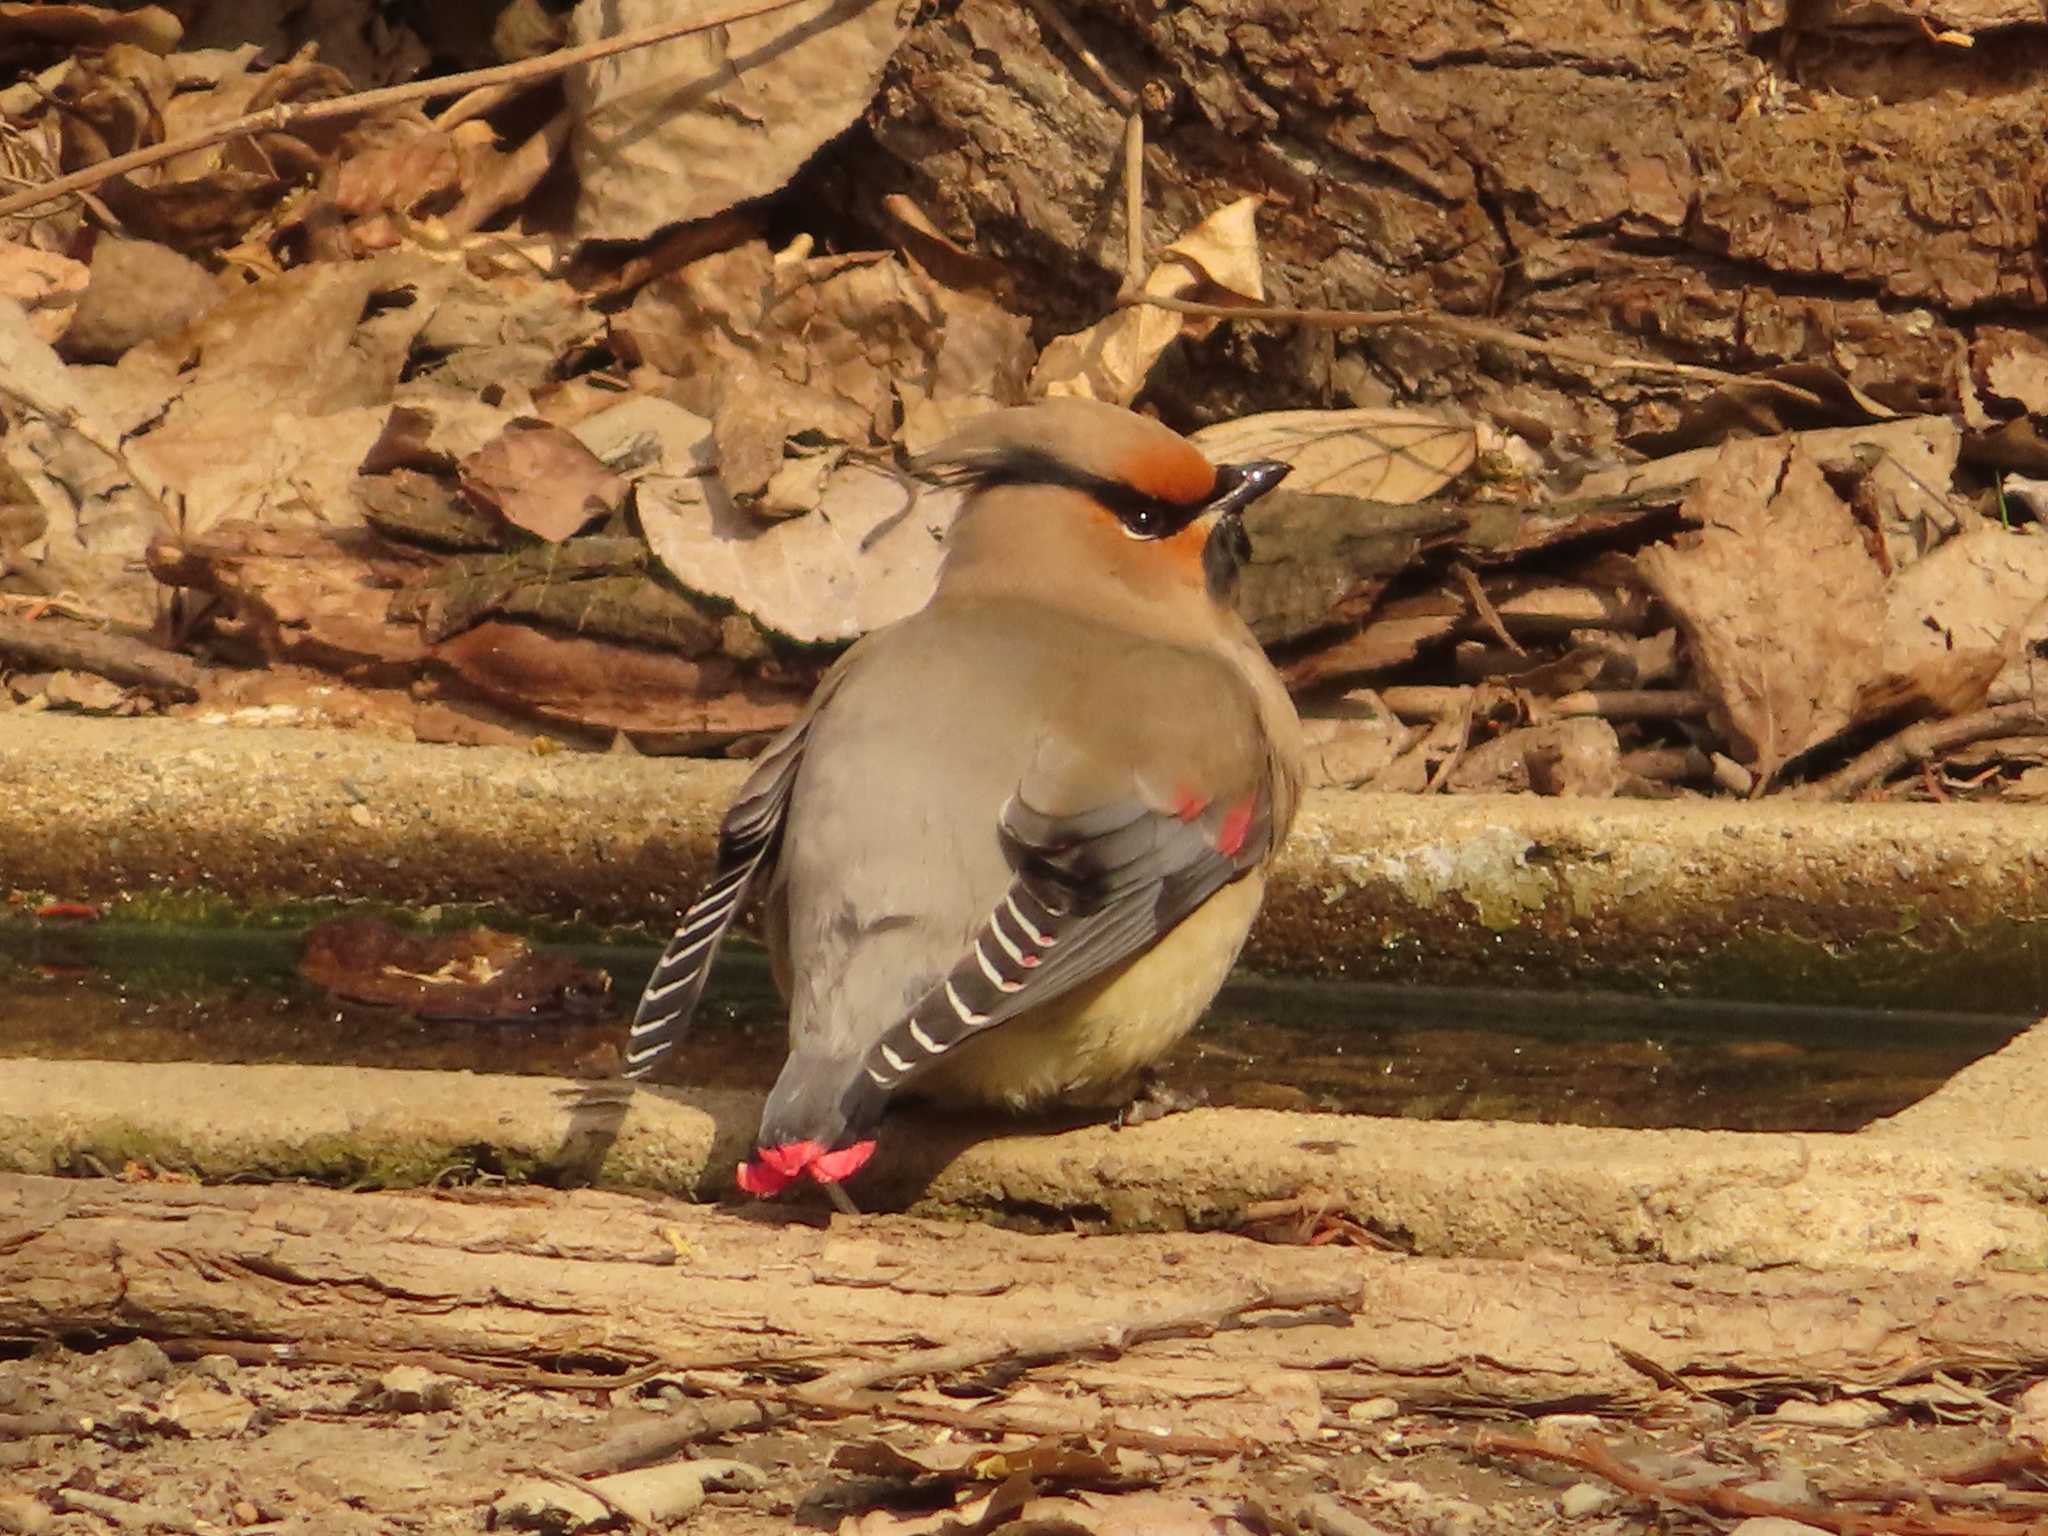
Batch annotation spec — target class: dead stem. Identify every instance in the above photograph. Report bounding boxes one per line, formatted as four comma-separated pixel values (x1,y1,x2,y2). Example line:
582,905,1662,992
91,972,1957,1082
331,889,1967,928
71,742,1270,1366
1798,703,2048,801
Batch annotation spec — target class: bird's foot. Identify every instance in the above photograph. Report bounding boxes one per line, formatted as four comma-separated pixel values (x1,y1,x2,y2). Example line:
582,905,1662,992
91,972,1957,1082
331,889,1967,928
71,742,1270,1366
1115,1075,1208,1129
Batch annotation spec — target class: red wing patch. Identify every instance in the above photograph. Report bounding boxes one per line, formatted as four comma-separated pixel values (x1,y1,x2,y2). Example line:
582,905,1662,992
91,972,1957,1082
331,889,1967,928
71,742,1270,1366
1172,788,1211,822
1215,795,1258,858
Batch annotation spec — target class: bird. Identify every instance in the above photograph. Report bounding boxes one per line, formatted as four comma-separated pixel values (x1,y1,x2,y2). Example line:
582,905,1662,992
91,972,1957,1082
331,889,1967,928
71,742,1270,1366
623,397,1303,1198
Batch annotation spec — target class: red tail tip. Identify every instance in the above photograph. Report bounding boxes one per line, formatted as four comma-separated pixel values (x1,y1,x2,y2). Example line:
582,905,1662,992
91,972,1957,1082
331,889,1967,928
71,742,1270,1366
736,1138,878,1198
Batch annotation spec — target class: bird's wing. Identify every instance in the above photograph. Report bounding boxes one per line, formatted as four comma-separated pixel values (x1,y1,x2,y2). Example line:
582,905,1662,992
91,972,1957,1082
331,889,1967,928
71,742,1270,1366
623,706,820,1080
855,753,1276,1095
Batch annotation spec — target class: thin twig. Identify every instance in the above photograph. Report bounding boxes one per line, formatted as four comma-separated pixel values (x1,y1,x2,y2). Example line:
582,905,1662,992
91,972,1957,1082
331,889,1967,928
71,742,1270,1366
1121,110,1146,294
1452,562,1523,657
1118,293,1829,407
682,1370,1246,1457
554,1402,779,1479
0,0,812,221
1015,0,1137,111
1421,689,1479,793
1015,0,1147,293
1797,704,2048,801
800,1279,1357,1401
1474,1430,2040,1536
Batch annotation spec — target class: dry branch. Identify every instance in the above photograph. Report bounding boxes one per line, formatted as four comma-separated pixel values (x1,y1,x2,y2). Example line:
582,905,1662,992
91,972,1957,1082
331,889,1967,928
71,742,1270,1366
7,1175,2048,1419
800,1277,1360,1401
0,0,814,222
0,614,200,699
1798,704,2048,801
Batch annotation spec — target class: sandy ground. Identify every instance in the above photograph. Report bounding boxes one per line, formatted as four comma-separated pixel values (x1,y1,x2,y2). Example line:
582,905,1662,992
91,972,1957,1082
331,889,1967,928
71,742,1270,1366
2,1201,2038,1536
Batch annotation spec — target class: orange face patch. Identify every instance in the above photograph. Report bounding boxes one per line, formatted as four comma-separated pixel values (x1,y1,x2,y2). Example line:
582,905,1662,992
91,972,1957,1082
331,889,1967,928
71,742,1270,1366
1109,437,1216,508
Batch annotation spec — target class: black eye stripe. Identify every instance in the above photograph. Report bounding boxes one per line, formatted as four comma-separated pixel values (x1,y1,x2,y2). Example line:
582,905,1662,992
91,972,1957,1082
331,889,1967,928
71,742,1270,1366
931,448,1205,539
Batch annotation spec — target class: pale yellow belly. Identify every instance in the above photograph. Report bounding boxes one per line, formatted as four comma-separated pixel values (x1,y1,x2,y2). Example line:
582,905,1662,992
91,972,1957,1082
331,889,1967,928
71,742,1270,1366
911,876,1264,1111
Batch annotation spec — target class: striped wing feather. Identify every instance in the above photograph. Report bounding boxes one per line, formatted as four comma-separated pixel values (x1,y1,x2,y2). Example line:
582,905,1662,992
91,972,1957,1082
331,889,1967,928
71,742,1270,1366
622,723,810,1081
857,787,1272,1093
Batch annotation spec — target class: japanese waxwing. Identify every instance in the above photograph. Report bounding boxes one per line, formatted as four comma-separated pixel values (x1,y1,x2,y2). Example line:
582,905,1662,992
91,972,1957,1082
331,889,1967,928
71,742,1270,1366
625,397,1303,1197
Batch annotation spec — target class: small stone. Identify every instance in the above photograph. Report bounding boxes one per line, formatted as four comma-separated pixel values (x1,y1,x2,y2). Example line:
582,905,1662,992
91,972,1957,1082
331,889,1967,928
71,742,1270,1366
233,1501,260,1526
1740,1470,1816,1507
1347,1395,1400,1423
1559,1481,1617,1518
2015,1378,2048,1443
356,1365,457,1414
152,1377,255,1438
1534,1412,1604,1442
192,1355,240,1383
1728,1520,1831,1536
102,1339,171,1387
1771,1399,1888,1429
0,1493,51,1534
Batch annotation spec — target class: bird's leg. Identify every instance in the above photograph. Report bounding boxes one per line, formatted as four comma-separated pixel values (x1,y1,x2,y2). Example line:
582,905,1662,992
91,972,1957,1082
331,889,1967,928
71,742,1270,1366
821,1179,863,1217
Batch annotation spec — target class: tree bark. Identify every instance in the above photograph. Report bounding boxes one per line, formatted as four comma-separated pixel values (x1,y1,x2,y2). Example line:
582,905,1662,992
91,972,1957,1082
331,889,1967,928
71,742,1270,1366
4,1173,2044,1415
865,0,2044,460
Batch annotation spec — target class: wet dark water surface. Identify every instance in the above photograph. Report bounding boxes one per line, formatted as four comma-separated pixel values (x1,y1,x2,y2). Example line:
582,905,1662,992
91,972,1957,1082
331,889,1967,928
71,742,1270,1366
0,917,2030,1132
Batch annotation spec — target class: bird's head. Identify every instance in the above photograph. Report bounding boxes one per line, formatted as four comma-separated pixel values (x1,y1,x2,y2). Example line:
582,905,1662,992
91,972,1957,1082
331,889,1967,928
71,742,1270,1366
914,399,1290,605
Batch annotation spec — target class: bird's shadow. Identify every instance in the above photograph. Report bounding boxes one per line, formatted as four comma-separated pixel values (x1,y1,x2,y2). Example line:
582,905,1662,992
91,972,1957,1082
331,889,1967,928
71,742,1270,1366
543,1077,1110,1222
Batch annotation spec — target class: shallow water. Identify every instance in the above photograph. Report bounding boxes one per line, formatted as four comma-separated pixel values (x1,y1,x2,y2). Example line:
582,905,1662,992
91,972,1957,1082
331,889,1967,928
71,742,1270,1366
0,916,2030,1132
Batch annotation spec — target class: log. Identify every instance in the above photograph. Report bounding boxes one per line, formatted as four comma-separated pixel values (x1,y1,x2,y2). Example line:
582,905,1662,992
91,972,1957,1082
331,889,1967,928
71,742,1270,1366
7,1053,2048,1271
2,1173,2043,1416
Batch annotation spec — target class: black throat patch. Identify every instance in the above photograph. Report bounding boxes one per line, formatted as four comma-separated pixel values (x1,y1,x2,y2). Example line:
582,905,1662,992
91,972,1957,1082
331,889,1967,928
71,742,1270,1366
1202,513,1252,600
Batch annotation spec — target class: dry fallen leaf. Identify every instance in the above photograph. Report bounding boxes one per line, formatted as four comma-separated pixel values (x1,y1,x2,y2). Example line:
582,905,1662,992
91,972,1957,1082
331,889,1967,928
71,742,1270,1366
576,396,965,645
458,419,627,543
618,241,1029,484
0,2,181,53
1190,408,1476,504
566,0,916,240
1032,196,1266,404
1975,325,2048,418
1865,525,2048,719
0,296,171,625
1634,438,1886,781
0,240,89,342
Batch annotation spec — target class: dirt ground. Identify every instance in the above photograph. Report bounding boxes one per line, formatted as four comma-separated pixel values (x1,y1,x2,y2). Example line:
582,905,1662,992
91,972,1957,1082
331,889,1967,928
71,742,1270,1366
0,1337,2028,1536
4,1174,2045,1536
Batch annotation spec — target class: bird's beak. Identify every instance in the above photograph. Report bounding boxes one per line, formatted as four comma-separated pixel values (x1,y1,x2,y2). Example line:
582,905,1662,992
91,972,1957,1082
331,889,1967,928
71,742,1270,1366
1206,459,1291,518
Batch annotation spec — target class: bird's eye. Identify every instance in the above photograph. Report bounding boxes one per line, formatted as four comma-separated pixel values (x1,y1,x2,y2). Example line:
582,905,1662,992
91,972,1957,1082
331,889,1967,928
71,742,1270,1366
1120,502,1171,538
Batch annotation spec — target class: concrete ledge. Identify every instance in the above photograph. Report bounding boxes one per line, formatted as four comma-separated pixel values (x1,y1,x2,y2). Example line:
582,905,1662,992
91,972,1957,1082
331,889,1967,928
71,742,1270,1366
4,714,2048,994
5,1032,2045,1270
